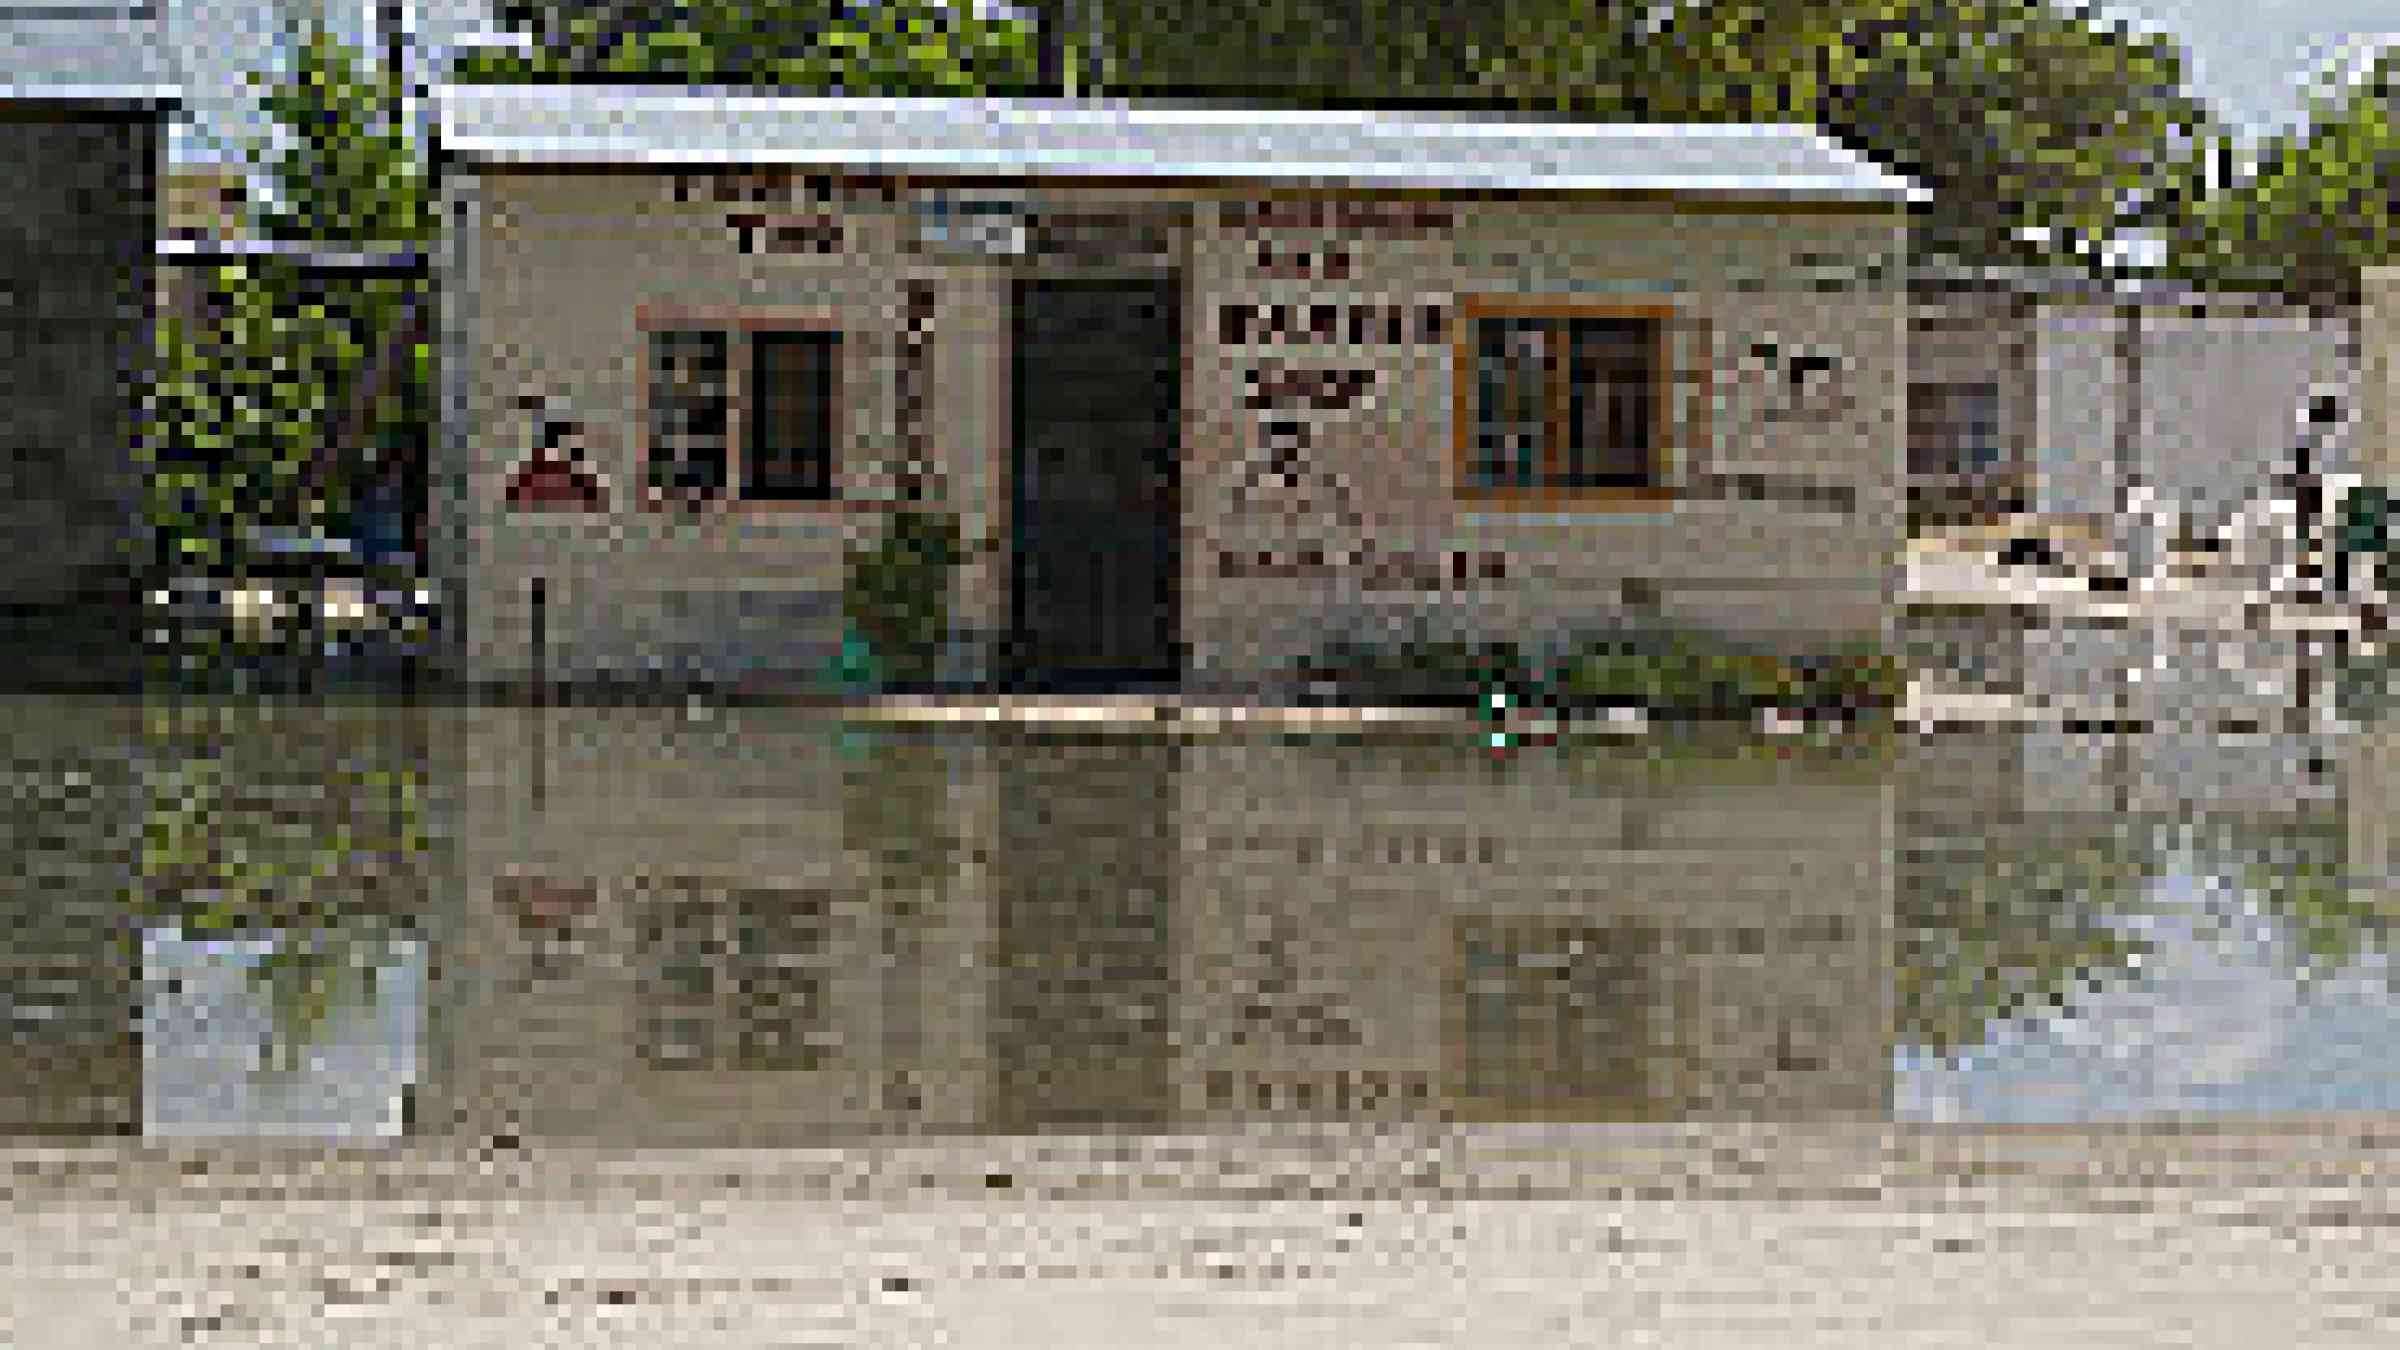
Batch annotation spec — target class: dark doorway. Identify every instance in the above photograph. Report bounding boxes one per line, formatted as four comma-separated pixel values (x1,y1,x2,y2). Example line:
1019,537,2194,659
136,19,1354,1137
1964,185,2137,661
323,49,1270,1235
1009,278,1182,686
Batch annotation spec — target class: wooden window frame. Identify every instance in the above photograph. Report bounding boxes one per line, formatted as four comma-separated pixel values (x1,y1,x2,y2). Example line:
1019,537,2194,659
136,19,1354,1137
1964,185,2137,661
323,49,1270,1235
1453,295,1680,507
633,305,857,514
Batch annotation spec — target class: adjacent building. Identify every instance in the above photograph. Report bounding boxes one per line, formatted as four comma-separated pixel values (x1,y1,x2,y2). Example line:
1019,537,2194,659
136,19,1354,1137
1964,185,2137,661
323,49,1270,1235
0,4,176,610
1909,270,2357,532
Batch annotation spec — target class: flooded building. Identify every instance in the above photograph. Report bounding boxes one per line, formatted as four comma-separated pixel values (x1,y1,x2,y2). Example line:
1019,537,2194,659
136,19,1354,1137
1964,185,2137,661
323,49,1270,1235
429,90,1917,689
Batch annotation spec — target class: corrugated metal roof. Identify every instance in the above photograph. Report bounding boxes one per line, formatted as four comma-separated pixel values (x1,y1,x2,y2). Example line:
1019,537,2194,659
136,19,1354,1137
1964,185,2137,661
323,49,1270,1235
433,86,1924,203
0,5,176,103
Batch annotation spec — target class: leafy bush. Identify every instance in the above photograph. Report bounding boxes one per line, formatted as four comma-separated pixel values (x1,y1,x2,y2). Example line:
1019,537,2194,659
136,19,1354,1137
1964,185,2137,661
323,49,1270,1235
1305,625,1907,718
145,25,431,573
1299,625,1531,703
146,265,363,570
842,510,964,686
1791,639,1910,713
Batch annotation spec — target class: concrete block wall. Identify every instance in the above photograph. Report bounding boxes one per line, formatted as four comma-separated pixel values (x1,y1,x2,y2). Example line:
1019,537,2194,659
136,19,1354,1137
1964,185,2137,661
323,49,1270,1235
0,114,157,606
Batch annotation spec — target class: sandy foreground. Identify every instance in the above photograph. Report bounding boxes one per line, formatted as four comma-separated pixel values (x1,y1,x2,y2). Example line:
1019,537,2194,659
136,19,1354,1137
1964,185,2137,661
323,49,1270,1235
6,1123,2399,1348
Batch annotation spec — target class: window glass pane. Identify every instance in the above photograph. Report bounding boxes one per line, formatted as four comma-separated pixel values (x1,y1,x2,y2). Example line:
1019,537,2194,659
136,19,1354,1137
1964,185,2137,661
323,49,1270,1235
1471,319,1547,487
647,329,729,498
746,331,837,500
1565,319,1657,486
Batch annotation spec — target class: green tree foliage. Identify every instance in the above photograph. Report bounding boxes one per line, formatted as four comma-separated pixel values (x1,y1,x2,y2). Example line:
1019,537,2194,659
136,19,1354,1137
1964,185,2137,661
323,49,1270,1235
2166,53,2400,305
1039,0,1519,104
1804,2,2209,271
457,0,1037,91
253,21,431,244
145,23,430,567
468,1,2214,273
1075,0,2209,273
842,509,963,685
147,264,368,567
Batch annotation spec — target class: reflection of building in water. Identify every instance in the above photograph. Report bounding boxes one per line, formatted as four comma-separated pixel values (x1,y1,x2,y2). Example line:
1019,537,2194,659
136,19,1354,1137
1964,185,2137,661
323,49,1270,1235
0,705,144,1135
1174,741,1894,1125
432,711,1896,1140
989,739,1177,1130
428,709,998,1144
2351,726,2399,922
0,701,436,1139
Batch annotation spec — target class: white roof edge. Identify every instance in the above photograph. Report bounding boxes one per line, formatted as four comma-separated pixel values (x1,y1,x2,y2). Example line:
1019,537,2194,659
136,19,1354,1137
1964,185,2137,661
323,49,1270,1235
441,139,1915,199
0,82,178,104
156,237,429,268
430,85,1921,203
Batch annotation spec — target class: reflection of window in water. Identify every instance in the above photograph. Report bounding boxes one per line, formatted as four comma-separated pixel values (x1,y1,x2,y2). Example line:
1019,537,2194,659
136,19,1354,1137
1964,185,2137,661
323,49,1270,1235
1232,908,1362,1049
1449,920,1654,1120
635,883,834,1072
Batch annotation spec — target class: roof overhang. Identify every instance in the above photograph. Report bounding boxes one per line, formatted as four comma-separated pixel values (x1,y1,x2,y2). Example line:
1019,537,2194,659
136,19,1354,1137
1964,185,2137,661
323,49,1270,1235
433,86,1927,206
0,84,178,106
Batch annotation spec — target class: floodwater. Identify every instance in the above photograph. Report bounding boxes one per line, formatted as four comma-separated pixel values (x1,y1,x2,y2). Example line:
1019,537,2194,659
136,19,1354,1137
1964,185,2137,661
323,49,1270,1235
4,692,2398,1142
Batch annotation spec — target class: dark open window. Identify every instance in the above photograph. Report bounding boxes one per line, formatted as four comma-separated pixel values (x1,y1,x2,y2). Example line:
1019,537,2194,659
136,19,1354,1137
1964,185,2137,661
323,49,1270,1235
745,330,837,500
1464,311,1666,496
1907,382,2002,476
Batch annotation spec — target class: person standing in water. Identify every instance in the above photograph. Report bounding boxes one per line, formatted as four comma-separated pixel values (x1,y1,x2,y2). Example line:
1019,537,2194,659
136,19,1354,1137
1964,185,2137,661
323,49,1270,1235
2289,389,2342,608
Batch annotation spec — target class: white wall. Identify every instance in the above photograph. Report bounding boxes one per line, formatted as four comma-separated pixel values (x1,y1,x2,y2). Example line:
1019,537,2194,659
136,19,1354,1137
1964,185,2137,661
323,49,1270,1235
2030,305,2125,521
2022,299,2354,530
2136,311,2353,524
